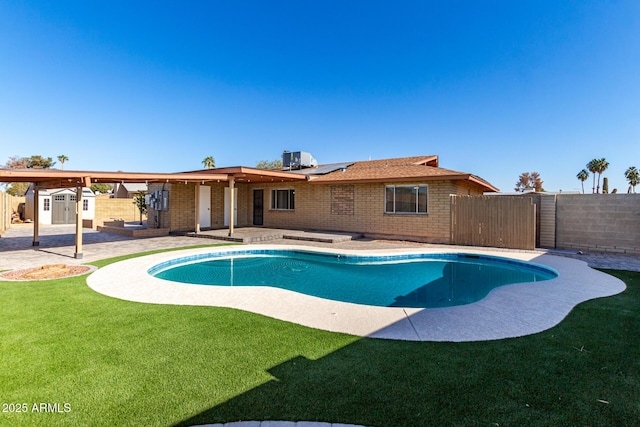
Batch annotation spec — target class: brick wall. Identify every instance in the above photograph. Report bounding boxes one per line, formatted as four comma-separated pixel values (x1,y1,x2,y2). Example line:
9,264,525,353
147,182,233,231
555,194,640,254
149,179,484,243
247,180,481,243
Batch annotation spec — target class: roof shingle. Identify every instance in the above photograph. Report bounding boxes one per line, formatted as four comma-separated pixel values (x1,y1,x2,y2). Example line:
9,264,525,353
307,155,497,191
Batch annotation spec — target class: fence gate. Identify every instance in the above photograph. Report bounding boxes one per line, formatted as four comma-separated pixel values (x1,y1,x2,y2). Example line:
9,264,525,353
450,195,536,250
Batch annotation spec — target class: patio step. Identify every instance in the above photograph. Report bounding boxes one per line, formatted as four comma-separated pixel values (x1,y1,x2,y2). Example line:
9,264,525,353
185,228,363,244
186,231,284,243
283,231,363,243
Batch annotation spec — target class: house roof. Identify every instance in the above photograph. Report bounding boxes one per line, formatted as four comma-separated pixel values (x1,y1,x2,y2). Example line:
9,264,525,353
305,156,499,192
0,155,498,191
118,183,148,192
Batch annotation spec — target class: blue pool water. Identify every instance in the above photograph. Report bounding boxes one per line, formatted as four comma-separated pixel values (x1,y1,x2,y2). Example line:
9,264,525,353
150,250,557,308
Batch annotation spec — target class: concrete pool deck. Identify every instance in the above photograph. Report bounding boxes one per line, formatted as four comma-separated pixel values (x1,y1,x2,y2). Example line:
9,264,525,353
86,244,626,342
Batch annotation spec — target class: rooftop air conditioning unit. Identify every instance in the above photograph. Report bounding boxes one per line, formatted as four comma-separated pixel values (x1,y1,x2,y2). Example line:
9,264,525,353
282,151,318,170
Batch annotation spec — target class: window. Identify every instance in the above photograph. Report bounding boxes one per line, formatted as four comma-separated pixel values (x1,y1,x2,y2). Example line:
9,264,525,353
43,198,50,211
385,185,428,214
270,189,295,210
83,199,89,211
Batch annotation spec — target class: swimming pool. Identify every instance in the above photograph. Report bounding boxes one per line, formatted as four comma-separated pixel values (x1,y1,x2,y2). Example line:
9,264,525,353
149,249,557,308
87,244,626,340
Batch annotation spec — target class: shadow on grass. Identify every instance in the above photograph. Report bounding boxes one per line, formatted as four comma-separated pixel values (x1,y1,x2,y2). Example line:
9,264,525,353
175,270,639,427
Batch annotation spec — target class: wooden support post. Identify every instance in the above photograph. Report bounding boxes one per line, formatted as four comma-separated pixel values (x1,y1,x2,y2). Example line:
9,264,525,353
74,184,83,259
32,187,40,246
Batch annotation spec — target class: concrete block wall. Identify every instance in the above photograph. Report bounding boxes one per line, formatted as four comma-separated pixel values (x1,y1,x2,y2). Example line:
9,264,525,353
93,196,144,228
555,194,640,254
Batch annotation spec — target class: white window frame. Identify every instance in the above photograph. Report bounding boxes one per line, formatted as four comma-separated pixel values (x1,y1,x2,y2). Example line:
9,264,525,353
83,199,89,211
384,185,428,214
43,198,50,211
270,189,295,211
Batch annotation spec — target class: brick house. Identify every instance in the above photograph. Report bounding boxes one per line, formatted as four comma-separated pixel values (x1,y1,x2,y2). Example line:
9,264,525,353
147,155,498,244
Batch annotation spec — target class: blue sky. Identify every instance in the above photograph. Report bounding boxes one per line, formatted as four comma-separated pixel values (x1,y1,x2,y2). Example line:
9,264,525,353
1,1,638,192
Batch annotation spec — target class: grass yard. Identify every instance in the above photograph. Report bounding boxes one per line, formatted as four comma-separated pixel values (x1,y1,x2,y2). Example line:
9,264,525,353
0,249,638,426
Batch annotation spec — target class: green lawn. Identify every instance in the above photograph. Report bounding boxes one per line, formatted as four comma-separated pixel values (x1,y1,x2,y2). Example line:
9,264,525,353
1,248,638,426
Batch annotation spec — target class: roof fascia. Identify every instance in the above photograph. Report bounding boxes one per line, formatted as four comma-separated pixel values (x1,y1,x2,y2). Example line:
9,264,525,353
309,173,499,192
309,173,470,185
0,169,229,185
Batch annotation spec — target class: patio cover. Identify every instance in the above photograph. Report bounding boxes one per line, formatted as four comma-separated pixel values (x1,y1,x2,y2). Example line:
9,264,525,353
0,167,304,258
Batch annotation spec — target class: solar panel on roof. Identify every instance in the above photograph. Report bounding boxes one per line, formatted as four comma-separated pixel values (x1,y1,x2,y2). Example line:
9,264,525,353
289,162,354,175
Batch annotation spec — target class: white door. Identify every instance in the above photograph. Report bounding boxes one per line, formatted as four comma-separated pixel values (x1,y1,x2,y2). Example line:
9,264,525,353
199,186,211,228
224,187,238,226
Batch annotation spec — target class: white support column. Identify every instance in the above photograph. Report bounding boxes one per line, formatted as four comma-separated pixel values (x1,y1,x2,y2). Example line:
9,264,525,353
195,182,201,233
32,187,40,246
74,184,83,259
228,176,235,236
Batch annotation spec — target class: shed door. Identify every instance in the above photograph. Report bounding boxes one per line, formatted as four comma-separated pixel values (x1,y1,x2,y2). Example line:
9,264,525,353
52,194,75,224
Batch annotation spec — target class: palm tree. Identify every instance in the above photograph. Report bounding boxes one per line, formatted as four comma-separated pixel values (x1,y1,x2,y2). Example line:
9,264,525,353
576,169,589,194
625,166,639,193
201,156,216,169
595,158,609,194
586,159,598,193
57,154,69,170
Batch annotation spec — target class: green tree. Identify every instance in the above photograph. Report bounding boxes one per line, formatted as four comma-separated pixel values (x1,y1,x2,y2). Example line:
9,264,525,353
515,171,543,192
3,155,55,195
5,182,29,196
256,159,283,169
133,193,148,224
90,183,113,195
594,158,609,194
586,159,599,193
201,156,216,169
625,166,639,193
26,155,56,169
57,154,69,169
576,169,589,194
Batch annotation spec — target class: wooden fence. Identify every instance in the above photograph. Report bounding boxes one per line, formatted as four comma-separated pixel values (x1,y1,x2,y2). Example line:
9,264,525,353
1,193,24,235
450,195,536,250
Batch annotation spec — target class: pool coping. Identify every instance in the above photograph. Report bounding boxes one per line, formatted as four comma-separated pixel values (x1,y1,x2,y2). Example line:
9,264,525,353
86,245,626,342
